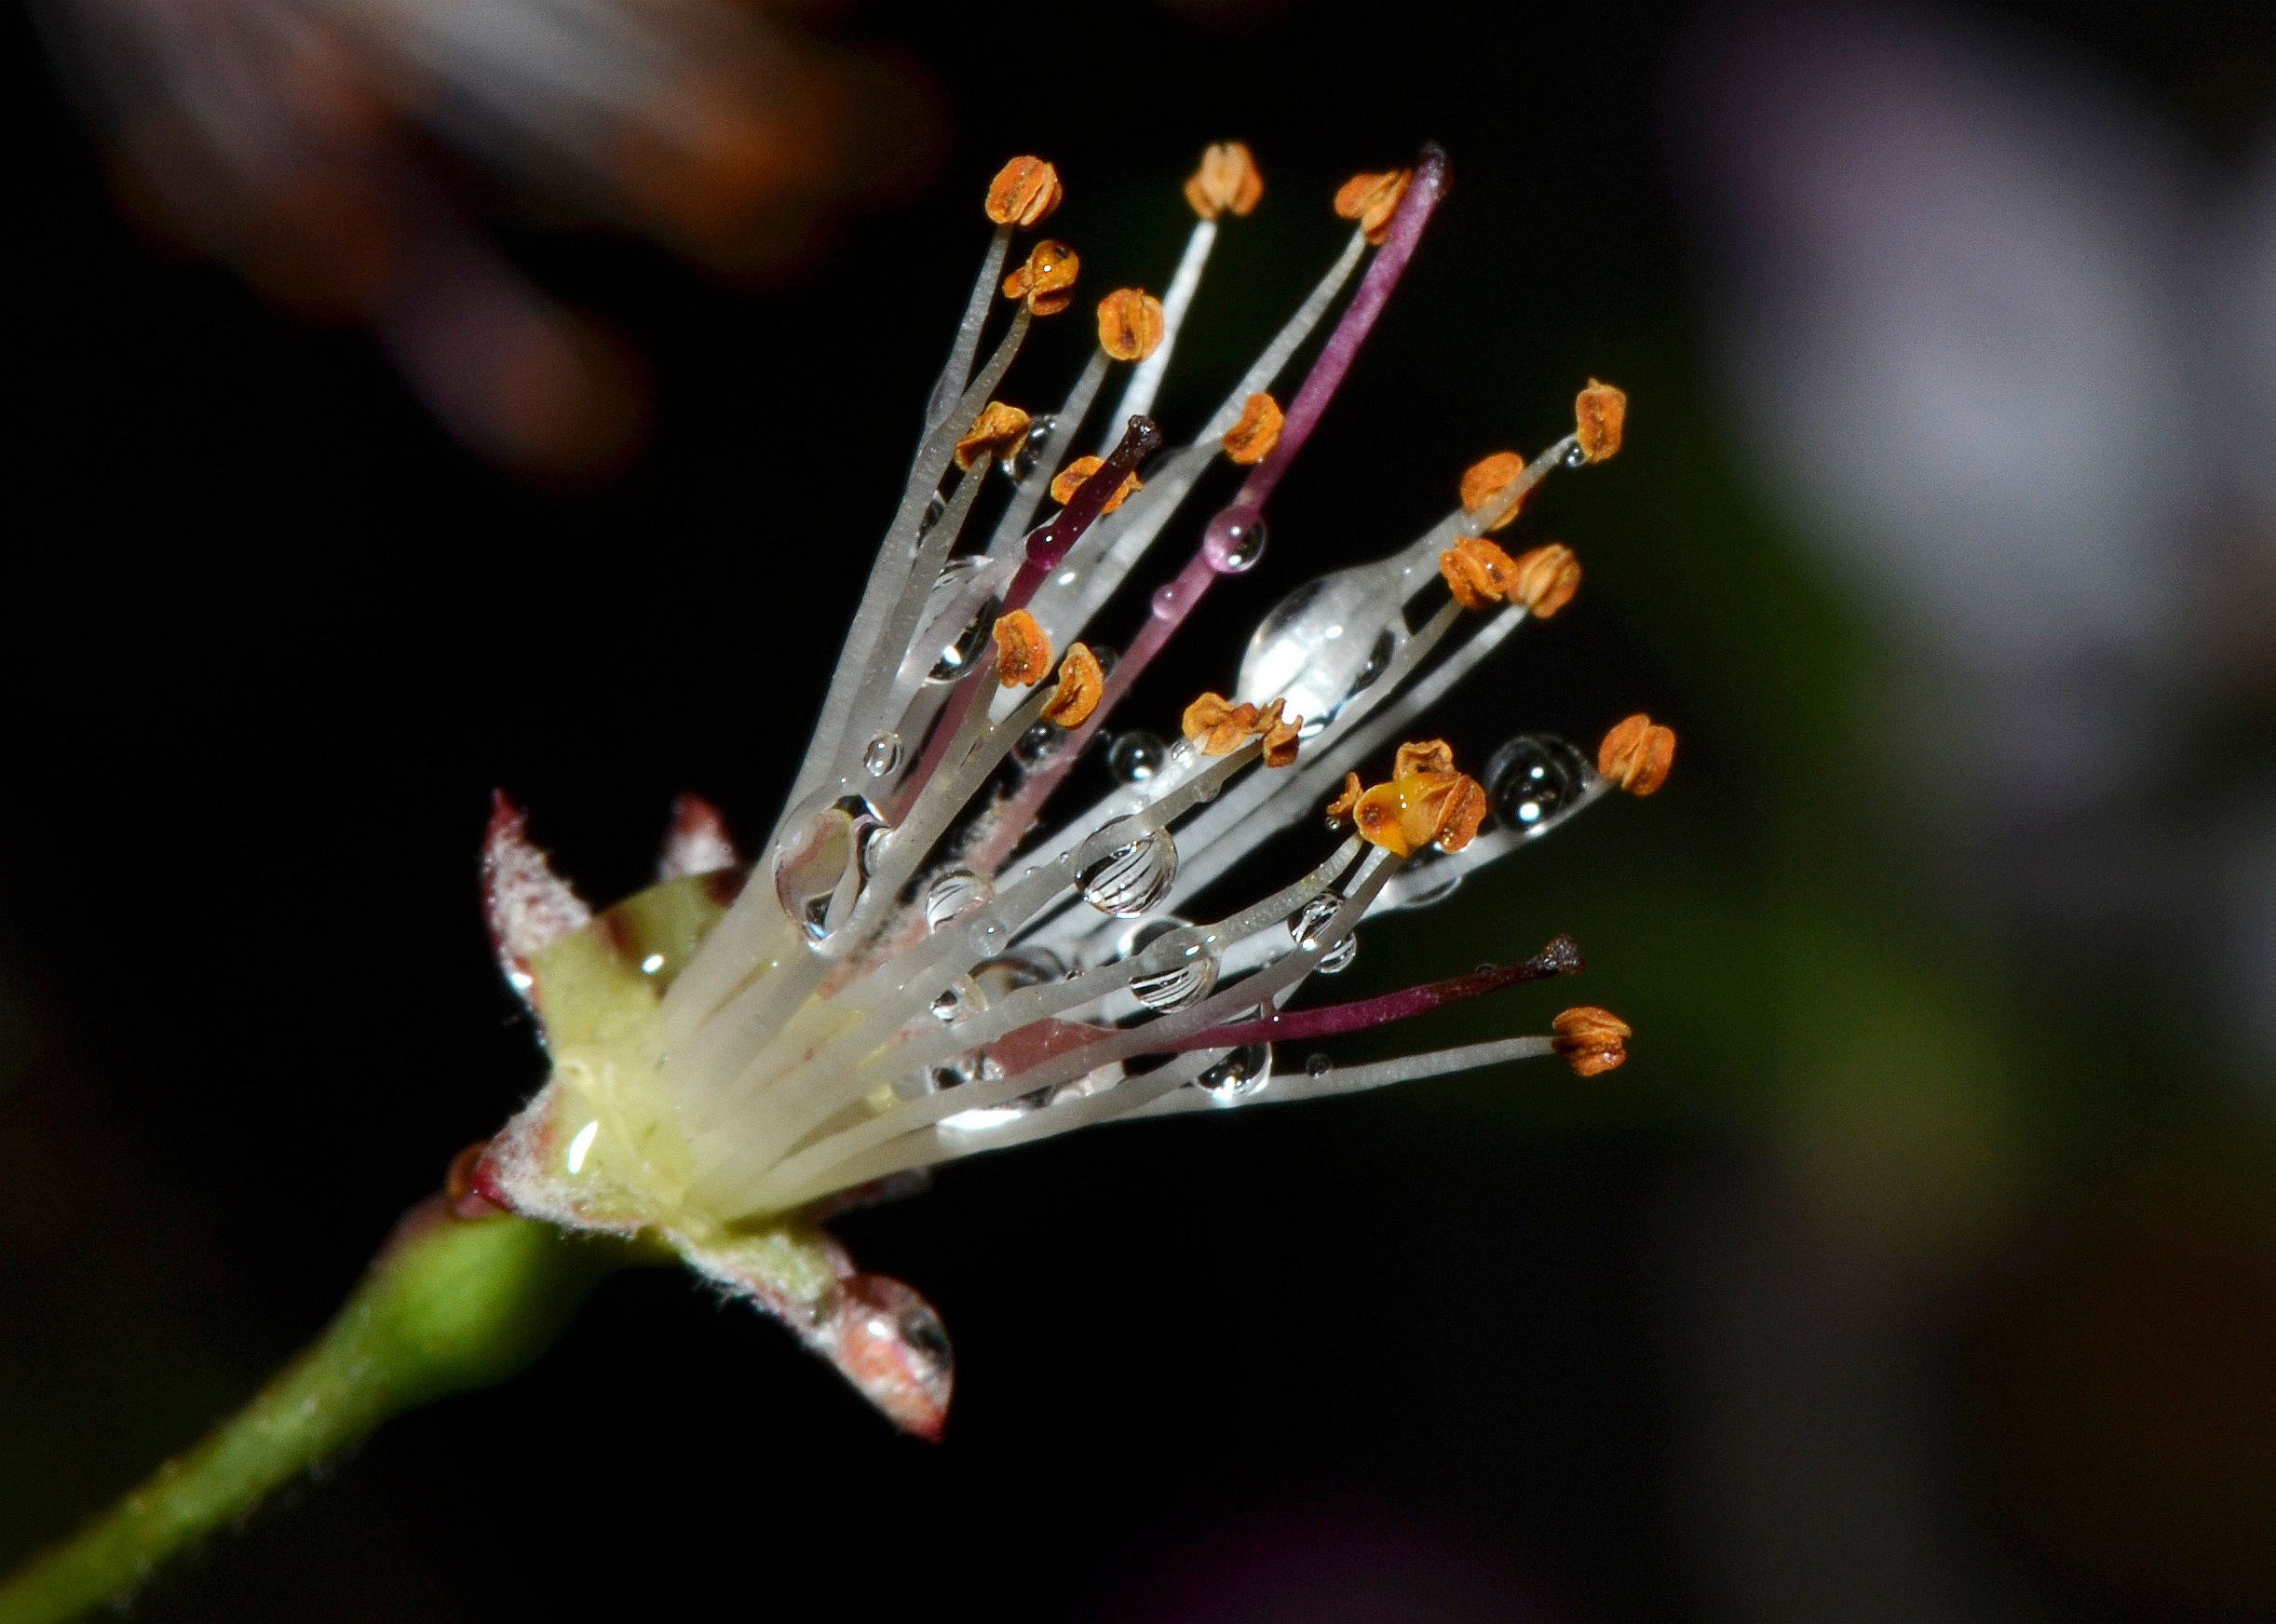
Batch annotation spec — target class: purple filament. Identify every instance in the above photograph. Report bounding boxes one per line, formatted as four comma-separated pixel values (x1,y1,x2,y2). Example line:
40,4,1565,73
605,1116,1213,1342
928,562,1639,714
1005,414,1164,610
1147,933,1581,1055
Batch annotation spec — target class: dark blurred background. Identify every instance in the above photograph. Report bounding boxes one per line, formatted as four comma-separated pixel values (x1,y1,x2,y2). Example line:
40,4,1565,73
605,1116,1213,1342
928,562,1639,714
4,0,2274,1619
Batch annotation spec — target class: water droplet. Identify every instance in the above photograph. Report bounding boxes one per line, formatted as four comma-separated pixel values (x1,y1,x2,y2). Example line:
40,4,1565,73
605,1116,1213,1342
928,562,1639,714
1013,722,1063,772
1393,847,1465,911
1483,734,1594,830
863,731,903,778
925,868,993,933
772,796,882,944
1286,894,1358,973
1240,567,1408,732
929,976,985,1023
916,489,948,536
1202,505,1268,574
936,1052,1050,1131
1151,576,1202,620
1562,441,1589,469
1196,1043,1272,1101
971,952,1061,1001
1004,413,1058,481
1107,730,1168,783
1306,1053,1332,1077
966,915,1009,958
924,557,1002,683
1077,827,1178,917
1126,922,1219,1012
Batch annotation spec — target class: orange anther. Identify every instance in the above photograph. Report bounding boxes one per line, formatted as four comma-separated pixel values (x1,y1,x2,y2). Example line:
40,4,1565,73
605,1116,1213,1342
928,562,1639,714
1221,392,1283,466
984,156,1063,227
1185,142,1264,220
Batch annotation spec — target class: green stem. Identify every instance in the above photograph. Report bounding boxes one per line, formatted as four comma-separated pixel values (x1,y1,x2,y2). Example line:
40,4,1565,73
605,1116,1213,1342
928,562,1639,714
0,1206,636,1624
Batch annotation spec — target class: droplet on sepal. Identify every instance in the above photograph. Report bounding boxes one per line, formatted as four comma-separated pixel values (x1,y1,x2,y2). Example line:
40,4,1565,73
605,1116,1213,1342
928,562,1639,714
1077,826,1177,916
1107,730,1168,782
1197,1043,1272,1101
1483,734,1593,829
925,868,992,933
1286,894,1358,973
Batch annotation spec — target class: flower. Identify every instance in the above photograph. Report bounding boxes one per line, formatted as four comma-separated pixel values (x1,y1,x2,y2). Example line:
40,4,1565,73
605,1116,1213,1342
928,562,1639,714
471,144,1668,1439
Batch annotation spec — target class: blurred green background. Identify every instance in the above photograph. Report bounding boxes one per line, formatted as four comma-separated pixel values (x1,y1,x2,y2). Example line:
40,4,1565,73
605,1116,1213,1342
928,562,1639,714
2,1,2272,1619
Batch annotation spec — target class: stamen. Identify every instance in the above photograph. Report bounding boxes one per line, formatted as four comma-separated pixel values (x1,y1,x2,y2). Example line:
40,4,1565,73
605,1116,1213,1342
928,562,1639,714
991,609,1051,687
1551,1006,1631,1075
1574,380,1626,463
1596,714,1675,796
955,401,1032,471
1220,392,1283,465
1040,643,1104,726
983,156,1063,228
1003,239,1080,316
1133,1034,1560,1114
1095,288,1166,362
1144,935,1582,1055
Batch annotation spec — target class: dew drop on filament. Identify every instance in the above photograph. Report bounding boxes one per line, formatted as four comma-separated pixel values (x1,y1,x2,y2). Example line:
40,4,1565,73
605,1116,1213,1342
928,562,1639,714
863,732,903,778
1107,731,1168,783
1201,506,1268,574
1286,894,1358,973
1197,1043,1272,1101
1483,734,1593,830
925,868,992,933
1014,722,1064,772
1126,922,1219,1012
929,976,985,1023
1076,827,1178,917
1004,413,1058,482
924,557,1001,683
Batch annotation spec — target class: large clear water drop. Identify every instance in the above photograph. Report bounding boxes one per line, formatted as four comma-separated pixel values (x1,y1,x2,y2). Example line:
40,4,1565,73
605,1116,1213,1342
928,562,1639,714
863,731,903,778
1240,566,1409,733
772,796,882,944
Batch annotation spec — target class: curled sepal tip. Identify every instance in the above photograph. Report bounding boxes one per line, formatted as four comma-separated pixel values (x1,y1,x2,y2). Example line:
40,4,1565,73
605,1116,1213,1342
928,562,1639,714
481,792,592,1010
